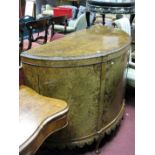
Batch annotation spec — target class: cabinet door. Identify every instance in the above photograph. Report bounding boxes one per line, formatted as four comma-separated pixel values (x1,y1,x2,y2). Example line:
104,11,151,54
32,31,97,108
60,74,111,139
37,63,101,141
100,52,128,127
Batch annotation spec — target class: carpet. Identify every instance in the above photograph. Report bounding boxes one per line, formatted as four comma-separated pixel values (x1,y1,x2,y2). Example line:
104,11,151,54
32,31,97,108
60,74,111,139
22,32,65,50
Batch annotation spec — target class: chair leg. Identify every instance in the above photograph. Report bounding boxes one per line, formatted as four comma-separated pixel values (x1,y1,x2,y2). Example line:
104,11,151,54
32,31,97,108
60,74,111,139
19,30,24,51
28,30,32,50
50,24,55,41
64,25,67,34
43,27,48,44
19,32,23,65
86,11,90,28
19,41,23,52
95,134,102,154
64,19,67,34
130,14,135,24
19,50,22,65
28,39,32,50
102,14,105,25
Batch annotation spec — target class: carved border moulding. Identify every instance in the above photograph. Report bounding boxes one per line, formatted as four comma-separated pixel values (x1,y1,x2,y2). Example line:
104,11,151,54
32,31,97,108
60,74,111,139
86,4,135,14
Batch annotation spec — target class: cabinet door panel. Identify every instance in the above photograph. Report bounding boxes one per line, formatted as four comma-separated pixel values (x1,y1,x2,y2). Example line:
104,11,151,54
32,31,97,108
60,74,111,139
101,53,128,126
37,64,101,140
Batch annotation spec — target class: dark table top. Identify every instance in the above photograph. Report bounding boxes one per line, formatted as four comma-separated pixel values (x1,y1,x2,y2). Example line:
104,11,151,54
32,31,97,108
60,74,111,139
86,0,135,14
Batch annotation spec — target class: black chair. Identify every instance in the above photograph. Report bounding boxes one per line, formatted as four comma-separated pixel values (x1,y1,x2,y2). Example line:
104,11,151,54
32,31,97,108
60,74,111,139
19,16,36,65
19,15,36,51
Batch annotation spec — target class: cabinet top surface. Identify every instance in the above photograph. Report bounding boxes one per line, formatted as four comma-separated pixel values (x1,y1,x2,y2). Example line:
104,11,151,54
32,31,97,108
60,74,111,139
22,25,130,60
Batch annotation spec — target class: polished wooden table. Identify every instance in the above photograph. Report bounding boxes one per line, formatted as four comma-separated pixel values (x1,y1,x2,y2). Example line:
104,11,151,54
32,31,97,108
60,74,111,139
21,25,131,151
19,85,69,155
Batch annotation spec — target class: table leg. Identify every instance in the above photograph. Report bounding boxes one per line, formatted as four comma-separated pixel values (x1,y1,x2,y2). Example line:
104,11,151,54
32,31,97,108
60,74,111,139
102,14,105,25
130,14,135,24
19,33,23,52
43,25,48,43
50,23,55,41
95,134,102,154
86,11,90,28
27,29,32,50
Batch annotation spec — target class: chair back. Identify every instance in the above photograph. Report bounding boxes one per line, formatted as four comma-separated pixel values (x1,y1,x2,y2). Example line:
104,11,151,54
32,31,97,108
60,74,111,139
73,13,87,31
114,17,131,36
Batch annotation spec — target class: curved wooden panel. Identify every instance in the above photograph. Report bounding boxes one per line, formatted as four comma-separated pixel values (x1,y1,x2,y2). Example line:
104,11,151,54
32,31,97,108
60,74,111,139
19,85,69,154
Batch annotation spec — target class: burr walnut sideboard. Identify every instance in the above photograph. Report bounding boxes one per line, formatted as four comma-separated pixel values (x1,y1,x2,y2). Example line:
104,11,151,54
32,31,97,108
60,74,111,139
21,25,131,150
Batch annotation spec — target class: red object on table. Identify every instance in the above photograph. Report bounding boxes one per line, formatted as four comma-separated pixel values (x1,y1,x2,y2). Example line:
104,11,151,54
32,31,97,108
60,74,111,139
53,7,72,19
